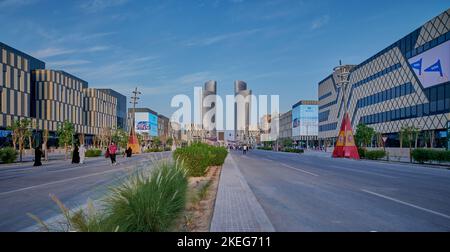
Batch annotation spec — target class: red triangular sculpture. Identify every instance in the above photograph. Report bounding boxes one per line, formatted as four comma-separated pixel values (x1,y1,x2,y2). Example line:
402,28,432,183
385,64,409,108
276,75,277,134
332,112,360,159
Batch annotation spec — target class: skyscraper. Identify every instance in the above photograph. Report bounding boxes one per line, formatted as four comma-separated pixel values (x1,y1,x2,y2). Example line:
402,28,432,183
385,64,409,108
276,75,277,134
234,80,252,144
202,80,217,139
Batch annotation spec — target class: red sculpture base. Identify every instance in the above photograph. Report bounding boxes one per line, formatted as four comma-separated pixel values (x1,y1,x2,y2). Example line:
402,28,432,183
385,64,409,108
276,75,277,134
127,130,141,154
332,113,360,160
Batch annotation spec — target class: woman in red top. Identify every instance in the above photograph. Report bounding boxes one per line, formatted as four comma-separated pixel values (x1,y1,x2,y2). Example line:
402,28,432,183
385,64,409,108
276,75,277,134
108,141,118,165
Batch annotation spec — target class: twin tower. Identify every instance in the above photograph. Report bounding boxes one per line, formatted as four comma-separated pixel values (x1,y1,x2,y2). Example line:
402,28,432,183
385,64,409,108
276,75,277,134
201,80,252,142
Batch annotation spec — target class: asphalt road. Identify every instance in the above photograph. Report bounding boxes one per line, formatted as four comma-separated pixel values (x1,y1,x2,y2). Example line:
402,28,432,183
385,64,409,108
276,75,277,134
232,150,450,231
0,152,171,231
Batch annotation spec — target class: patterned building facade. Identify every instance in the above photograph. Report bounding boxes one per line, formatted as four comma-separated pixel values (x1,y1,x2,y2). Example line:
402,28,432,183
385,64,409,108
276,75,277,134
318,9,450,147
0,42,45,129
32,70,87,133
0,42,125,145
84,88,118,136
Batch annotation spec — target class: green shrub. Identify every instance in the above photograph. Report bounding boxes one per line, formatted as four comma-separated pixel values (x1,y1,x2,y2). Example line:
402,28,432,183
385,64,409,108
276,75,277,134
358,147,366,158
173,143,228,176
257,146,272,151
364,150,386,160
0,147,18,163
208,146,228,166
85,149,102,157
412,149,450,164
283,148,304,153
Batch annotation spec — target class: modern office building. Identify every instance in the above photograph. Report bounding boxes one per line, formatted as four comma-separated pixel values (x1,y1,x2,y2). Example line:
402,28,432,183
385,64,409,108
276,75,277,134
202,80,217,139
279,110,292,141
0,42,45,129
32,70,87,133
83,88,118,136
292,100,318,147
0,41,126,147
158,114,169,143
128,107,159,138
97,89,127,131
318,9,450,148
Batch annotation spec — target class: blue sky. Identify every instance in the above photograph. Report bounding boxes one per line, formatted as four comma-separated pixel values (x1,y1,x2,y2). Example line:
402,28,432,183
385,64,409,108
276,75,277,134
0,0,449,117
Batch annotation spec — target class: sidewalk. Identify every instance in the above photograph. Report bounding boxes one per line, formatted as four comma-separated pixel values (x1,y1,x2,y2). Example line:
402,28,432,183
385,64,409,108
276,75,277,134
210,154,275,232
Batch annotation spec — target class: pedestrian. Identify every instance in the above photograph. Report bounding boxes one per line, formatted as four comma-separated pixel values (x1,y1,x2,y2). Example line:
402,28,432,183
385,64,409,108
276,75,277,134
33,146,43,167
108,141,118,165
125,146,132,158
243,145,247,155
79,144,86,164
72,145,80,164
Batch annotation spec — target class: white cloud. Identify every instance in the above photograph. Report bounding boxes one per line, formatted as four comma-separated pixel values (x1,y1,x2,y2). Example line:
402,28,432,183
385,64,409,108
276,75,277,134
81,0,129,13
183,29,262,47
32,47,75,58
311,15,330,30
32,46,110,59
47,60,91,68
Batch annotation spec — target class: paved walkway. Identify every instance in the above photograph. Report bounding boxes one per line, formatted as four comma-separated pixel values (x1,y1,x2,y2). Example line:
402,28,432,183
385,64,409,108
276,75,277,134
210,153,275,232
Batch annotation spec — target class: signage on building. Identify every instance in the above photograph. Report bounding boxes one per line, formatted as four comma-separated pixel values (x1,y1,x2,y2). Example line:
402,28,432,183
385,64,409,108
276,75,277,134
408,40,450,88
135,112,158,136
292,104,318,137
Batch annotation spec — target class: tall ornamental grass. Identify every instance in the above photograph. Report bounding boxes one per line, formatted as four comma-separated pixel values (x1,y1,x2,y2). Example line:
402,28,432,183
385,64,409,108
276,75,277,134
30,161,188,232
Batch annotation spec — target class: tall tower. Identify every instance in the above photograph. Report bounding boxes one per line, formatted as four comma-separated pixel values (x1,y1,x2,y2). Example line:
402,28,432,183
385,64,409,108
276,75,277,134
202,80,217,139
234,80,251,144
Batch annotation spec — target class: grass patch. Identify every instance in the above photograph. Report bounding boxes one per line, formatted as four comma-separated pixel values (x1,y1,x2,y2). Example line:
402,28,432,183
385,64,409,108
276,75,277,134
30,161,188,232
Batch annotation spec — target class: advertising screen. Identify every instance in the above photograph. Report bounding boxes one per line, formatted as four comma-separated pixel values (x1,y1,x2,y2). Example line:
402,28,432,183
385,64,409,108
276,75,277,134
408,40,450,88
149,113,158,137
135,112,150,134
292,104,318,137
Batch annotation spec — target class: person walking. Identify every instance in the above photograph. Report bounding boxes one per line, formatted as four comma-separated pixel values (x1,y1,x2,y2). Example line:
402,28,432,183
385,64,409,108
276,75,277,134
72,145,80,164
108,142,118,165
33,146,43,167
79,144,86,164
125,146,132,158
243,145,247,155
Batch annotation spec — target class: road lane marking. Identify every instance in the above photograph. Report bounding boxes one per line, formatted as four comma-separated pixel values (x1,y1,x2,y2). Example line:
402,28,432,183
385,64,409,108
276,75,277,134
0,167,130,196
330,165,397,179
361,189,450,220
279,163,319,177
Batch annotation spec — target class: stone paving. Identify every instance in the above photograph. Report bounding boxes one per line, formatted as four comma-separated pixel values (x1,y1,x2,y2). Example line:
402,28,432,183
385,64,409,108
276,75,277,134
210,153,275,232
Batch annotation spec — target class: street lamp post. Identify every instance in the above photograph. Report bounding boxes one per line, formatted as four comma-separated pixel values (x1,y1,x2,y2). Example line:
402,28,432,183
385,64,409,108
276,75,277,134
128,87,142,154
332,62,359,159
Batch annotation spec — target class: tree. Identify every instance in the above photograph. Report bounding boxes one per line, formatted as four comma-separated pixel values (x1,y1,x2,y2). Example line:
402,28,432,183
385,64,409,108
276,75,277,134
8,119,31,162
355,123,375,148
112,128,128,149
282,138,293,148
400,126,420,163
152,136,161,148
43,129,49,161
99,127,112,148
57,121,74,160
166,137,173,147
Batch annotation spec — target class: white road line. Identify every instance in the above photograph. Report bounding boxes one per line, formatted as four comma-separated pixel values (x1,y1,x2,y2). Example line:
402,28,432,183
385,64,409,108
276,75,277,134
279,163,319,177
330,165,397,179
0,167,128,196
361,189,450,220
